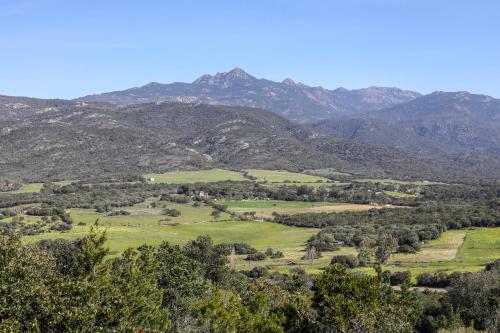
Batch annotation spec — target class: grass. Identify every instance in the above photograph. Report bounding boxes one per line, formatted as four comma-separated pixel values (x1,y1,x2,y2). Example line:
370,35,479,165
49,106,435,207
385,191,417,198
392,231,466,263
303,168,352,177
380,228,500,276
144,169,246,184
13,183,44,193
235,246,357,274
244,169,329,183
221,200,384,218
69,201,231,227
26,220,318,258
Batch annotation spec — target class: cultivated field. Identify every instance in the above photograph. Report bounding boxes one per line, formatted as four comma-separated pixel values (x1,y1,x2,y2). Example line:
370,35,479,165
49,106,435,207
380,228,500,276
10,169,498,276
144,169,246,184
244,169,329,183
222,200,385,218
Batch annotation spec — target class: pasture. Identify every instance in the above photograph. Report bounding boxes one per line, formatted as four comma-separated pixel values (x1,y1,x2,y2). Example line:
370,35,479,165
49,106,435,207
144,169,246,184
26,220,319,258
385,191,418,198
244,169,329,183
222,200,385,218
382,228,500,275
13,183,44,193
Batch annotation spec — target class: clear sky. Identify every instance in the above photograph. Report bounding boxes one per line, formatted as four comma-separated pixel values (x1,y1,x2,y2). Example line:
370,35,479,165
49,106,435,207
1,0,499,99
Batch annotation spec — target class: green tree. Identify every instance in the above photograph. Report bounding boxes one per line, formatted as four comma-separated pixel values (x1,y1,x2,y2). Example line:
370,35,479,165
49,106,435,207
183,235,230,286
312,264,381,331
375,233,398,264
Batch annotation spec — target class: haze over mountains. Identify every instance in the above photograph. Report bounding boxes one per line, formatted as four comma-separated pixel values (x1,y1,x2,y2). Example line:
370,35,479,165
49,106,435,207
1,67,500,182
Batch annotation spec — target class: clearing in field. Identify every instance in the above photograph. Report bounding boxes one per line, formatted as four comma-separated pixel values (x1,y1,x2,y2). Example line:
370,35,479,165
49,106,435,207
385,191,417,198
144,169,246,184
244,169,329,183
222,200,385,218
13,183,44,193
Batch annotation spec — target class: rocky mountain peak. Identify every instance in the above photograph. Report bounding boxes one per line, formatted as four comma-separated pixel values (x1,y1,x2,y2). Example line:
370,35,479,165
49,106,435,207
193,67,256,85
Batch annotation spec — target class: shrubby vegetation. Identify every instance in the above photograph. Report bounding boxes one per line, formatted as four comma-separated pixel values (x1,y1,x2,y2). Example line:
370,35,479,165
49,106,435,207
276,201,500,256
0,227,498,332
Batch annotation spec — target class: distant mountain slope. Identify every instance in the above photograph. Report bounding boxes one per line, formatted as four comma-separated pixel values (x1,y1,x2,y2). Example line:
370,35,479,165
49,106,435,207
77,67,421,122
314,91,500,156
1,95,486,182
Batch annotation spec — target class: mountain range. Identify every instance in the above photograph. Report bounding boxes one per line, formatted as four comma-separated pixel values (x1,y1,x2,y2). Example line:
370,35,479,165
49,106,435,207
1,68,500,182
78,67,421,123
314,91,500,156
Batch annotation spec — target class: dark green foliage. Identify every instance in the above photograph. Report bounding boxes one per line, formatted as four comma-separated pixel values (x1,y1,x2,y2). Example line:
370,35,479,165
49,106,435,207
0,227,171,332
307,232,340,252
0,228,497,332
245,266,270,279
246,251,267,261
312,264,382,330
330,255,359,268
484,259,500,272
231,242,258,255
390,271,412,286
444,272,499,331
272,251,285,259
276,200,500,254
183,235,231,286
163,208,181,217
416,272,461,288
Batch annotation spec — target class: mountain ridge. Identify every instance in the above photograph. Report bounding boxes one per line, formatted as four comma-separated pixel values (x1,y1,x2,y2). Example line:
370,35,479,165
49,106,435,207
314,91,500,156
77,67,421,122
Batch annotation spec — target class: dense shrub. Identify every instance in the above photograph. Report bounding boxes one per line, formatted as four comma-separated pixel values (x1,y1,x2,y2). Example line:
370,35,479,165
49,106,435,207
390,271,411,285
245,252,266,261
163,208,181,217
331,255,359,268
231,243,258,255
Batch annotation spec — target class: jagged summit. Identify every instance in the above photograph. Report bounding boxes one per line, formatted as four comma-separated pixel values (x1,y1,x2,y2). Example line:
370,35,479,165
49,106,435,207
193,67,256,85
79,68,421,122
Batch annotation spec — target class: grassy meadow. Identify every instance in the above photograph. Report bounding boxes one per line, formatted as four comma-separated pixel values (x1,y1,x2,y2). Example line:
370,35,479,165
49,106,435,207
13,183,44,193
11,169,498,276
372,228,500,276
144,169,246,184
222,199,384,218
244,169,329,183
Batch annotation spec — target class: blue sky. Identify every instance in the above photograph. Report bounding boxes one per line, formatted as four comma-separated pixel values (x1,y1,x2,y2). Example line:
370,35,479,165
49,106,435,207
1,0,499,99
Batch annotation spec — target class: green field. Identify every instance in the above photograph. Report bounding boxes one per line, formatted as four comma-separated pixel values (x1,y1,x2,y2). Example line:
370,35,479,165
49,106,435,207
303,168,352,177
244,169,329,183
26,220,318,257
144,169,246,184
385,191,418,198
13,183,44,193
23,198,317,257
222,200,383,218
375,228,500,276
